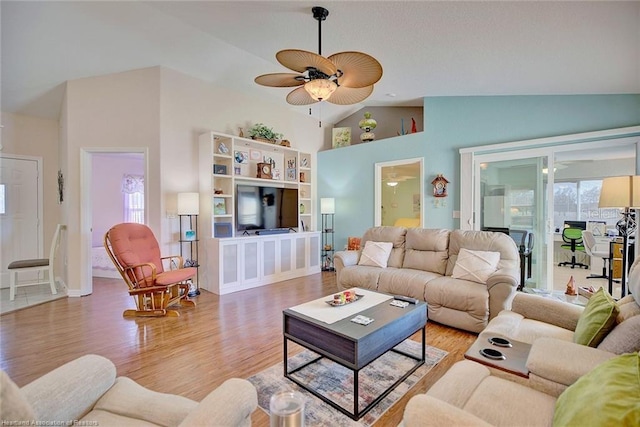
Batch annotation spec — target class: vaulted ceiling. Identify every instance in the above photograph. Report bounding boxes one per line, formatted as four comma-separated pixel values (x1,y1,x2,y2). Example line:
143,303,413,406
2,1,639,124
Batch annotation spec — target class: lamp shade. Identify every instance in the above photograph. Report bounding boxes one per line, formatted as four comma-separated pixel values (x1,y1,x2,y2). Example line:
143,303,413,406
305,79,337,101
598,176,640,208
320,198,335,214
177,192,200,215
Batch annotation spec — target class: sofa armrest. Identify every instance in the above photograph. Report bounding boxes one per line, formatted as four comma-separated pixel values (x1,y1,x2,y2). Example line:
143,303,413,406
21,355,116,422
527,337,616,389
511,293,583,331
334,250,359,287
402,395,493,427
485,268,519,320
334,250,359,269
178,378,257,427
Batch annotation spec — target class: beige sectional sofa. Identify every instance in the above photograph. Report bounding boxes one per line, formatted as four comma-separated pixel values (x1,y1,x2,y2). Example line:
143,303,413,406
334,226,520,333
401,259,640,426
0,354,257,426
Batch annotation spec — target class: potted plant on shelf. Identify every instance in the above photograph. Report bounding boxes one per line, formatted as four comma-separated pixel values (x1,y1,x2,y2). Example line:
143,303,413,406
248,123,283,144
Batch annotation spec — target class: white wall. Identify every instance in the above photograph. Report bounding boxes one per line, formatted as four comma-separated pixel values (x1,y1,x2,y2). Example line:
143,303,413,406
56,65,324,295
0,112,61,253
64,67,161,295
158,67,325,254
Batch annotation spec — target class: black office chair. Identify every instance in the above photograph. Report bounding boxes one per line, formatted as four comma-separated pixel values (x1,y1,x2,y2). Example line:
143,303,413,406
509,229,534,290
558,227,589,269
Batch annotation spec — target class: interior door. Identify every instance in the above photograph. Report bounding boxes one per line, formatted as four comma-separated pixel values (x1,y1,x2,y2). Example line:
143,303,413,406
0,156,41,287
475,155,552,290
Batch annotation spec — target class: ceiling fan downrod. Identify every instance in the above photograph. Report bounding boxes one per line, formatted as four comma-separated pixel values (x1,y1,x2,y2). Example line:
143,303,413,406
312,6,329,56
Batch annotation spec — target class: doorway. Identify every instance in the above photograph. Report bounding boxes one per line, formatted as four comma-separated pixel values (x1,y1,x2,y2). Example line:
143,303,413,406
375,158,423,227
81,149,147,296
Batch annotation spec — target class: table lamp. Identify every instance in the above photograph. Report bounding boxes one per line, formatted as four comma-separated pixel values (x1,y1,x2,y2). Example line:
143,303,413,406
598,175,640,297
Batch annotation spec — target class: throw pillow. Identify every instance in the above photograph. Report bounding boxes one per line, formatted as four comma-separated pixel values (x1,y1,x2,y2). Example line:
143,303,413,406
553,353,640,427
0,371,36,422
573,287,619,347
358,241,393,268
451,248,500,284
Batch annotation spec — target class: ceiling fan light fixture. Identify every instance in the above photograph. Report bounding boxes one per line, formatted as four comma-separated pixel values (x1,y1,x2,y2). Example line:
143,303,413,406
304,79,337,101
386,181,399,187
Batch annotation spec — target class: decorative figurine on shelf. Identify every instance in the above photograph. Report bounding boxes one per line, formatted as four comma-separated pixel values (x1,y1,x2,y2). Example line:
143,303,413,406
238,127,244,137
565,275,577,296
359,111,377,142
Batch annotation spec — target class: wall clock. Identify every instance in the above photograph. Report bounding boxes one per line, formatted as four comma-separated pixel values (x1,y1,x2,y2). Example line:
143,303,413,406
257,162,272,179
431,174,449,198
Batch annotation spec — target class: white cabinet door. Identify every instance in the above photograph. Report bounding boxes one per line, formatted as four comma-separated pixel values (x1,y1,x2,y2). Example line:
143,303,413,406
242,240,260,283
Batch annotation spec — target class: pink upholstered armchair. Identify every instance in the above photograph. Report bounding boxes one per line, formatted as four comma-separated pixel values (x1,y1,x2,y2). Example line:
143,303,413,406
104,223,196,317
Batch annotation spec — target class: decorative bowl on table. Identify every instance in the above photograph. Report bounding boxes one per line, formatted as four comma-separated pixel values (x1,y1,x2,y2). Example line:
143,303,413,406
326,290,363,306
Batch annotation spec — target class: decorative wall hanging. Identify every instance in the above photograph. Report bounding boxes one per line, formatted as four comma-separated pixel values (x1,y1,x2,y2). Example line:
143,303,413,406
432,174,449,197
57,170,64,204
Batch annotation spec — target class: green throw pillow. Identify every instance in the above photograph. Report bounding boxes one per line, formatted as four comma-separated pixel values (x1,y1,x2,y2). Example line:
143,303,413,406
553,353,640,426
573,287,619,347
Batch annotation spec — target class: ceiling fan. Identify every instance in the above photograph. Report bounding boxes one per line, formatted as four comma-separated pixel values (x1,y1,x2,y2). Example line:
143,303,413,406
254,6,383,106
384,172,416,187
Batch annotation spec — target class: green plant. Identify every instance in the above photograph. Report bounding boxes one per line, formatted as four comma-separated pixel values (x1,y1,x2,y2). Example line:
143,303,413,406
248,123,283,141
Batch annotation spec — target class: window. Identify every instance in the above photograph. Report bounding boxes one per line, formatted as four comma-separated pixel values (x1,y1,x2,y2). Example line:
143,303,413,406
553,179,619,231
122,174,144,224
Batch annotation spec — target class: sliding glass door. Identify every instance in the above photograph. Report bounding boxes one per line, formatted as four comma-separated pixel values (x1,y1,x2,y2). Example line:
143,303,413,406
475,154,551,289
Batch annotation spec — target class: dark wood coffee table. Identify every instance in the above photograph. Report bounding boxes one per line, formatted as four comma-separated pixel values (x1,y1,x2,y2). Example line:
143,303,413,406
283,291,427,420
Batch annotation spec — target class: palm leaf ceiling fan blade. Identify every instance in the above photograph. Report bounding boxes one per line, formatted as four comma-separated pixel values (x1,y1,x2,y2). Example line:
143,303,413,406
255,73,305,88
328,51,383,88
286,87,318,106
276,49,337,76
326,85,374,105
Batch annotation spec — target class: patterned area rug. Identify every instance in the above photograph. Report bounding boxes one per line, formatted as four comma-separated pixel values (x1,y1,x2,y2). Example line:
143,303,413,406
247,340,448,426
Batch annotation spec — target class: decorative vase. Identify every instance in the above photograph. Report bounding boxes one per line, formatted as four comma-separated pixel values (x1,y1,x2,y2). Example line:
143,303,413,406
359,112,377,142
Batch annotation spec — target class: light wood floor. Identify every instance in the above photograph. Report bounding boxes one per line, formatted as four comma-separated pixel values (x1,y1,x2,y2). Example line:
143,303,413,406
0,273,477,426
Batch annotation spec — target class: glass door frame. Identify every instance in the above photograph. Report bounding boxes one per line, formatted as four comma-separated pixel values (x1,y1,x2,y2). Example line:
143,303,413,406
474,149,554,289
460,128,640,291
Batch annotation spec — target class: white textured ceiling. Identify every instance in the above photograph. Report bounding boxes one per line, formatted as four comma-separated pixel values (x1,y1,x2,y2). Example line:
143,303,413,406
2,1,639,124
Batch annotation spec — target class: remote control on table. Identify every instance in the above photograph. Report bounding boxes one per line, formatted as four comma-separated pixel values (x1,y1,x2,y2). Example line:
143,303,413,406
393,295,418,304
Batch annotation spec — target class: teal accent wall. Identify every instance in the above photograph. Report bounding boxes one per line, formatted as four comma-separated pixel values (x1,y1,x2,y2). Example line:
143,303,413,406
318,95,640,250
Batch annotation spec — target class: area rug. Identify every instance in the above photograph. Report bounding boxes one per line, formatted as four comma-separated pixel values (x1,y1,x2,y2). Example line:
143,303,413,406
247,340,448,426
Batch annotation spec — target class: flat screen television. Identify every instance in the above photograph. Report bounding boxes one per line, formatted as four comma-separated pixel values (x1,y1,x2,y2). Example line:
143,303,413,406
236,184,298,232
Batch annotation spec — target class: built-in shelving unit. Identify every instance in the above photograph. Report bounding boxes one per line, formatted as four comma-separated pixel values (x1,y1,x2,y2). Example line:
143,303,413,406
198,131,320,294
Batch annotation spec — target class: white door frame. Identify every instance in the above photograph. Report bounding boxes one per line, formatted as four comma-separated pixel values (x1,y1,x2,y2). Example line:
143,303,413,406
374,157,424,227
79,147,148,296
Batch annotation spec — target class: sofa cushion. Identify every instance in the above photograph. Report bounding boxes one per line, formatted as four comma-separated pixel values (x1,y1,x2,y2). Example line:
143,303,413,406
553,353,640,427
376,268,441,301
0,371,35,422
94,377,197,427
361,226,406,268
338,265,386,291
627,256,640,307
617,294,640,323
451,248,500,284
424,276,489,331
597,315,640,354
403,228,450,274
573,287,619,347
358,241,393,268
446,230,519,276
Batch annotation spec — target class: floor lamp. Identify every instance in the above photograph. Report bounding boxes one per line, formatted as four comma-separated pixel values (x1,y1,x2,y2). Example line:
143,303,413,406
598,176,640,297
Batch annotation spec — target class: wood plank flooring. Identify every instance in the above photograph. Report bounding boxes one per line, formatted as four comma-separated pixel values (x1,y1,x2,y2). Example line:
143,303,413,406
0,272,477,426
